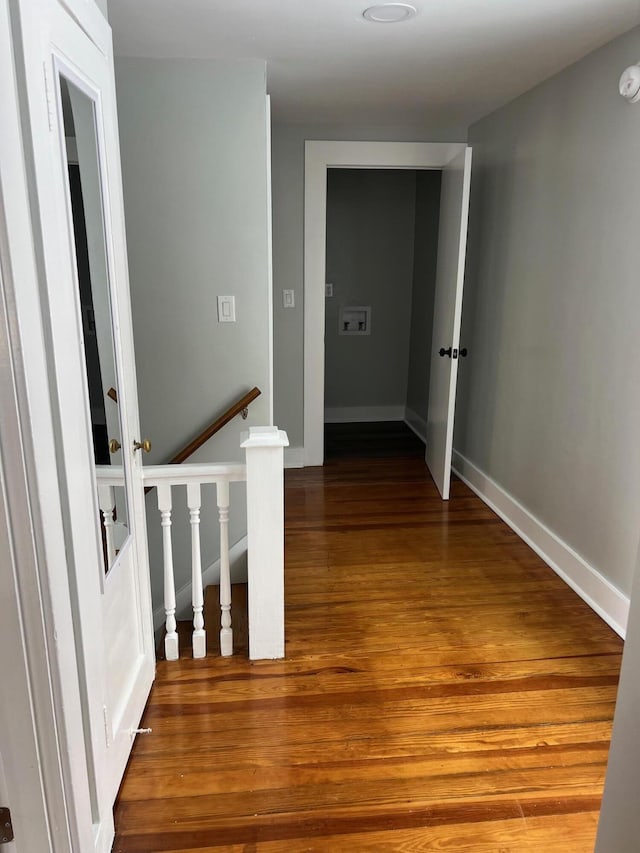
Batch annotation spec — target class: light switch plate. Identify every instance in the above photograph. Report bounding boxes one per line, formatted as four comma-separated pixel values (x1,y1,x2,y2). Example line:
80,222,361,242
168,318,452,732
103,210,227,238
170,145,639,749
217,295,236,323
283,289,295,308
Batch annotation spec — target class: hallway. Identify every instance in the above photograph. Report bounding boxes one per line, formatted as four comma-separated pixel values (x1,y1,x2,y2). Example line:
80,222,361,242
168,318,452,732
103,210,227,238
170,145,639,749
114,453,623,851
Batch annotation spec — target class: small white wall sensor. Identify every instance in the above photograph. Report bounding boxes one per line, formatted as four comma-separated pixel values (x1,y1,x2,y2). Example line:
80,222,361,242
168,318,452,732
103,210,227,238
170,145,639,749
619,64,640,103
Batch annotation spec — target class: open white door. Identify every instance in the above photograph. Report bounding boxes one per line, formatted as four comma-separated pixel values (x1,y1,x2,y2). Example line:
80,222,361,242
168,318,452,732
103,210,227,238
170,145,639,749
15,0,155,845
425,147,473,499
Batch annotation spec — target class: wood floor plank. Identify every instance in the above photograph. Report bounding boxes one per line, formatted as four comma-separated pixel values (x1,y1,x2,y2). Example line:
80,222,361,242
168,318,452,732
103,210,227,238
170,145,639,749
164,812,601,853
114,442,622,851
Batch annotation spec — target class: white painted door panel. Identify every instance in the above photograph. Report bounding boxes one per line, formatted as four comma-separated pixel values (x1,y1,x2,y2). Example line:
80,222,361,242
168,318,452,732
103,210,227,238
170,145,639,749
16,0,155,842
426,147,472,499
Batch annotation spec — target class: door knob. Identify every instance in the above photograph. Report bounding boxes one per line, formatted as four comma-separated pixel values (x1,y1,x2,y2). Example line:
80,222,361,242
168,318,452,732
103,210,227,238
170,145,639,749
460,348,468,357
439,347,452,358
133,438,152,453
109,438,121,454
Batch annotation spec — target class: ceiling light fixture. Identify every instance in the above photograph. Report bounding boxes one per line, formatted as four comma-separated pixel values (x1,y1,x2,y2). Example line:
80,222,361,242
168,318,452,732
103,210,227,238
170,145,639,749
363,3,418,23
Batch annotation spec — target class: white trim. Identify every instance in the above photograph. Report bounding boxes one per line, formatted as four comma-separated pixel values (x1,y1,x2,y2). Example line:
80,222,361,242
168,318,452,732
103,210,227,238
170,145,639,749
304,140,466,467
452,450,629,638
284,446,305,468
404,406,428,443
265,94,274,426
324,405,406,423
153,535,249,634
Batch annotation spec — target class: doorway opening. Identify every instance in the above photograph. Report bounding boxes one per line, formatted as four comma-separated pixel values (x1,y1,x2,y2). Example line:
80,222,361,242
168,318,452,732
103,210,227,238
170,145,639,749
304,141,472,497
323,167,441,462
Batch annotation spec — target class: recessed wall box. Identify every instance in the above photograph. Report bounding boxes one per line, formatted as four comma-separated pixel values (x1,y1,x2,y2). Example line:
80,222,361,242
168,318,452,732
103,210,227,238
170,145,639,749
339,306,371,336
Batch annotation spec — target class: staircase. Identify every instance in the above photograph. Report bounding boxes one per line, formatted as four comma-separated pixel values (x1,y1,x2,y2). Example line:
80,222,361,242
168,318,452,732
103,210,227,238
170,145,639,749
98,387,289,662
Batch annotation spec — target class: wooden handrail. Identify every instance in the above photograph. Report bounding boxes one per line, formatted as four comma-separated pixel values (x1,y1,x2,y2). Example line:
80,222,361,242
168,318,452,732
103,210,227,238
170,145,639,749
168,387,261,465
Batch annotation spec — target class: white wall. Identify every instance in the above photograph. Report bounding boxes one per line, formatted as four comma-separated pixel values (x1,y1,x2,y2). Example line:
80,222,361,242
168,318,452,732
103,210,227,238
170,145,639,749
115,58,271,609
324,169,416,415
271,122,467,449
454,25,640,602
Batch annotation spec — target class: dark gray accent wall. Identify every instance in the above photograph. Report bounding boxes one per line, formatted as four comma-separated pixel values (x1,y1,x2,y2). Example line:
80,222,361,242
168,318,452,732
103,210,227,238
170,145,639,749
324,169,417,411
271,122,468,447
406,171,441,422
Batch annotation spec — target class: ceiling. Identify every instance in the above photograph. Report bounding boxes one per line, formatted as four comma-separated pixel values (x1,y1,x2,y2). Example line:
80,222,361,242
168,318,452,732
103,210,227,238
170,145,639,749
108,0,640,130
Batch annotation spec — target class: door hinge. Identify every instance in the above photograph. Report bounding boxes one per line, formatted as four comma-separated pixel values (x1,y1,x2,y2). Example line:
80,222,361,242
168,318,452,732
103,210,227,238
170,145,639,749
43,62,54,131
0,808,14,844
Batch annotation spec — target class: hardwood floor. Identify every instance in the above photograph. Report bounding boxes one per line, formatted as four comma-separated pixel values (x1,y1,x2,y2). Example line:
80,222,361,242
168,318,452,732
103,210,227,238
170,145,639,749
114,451,623,852
324,421,424,459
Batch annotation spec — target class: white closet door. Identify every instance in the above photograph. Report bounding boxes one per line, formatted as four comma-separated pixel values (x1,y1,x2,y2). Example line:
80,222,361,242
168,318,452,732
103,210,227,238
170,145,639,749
425,147,473,499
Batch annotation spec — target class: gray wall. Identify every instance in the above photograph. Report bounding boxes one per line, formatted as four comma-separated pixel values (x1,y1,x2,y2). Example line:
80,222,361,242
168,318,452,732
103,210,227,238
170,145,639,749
406,170,441,422
454,25,640,598
271,121,467,448
324,169,416,411
596,538,640,851
115,58,271,609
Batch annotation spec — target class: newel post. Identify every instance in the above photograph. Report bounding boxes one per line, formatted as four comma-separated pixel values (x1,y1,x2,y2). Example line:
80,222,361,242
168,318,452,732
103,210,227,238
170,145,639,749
241,426,289,660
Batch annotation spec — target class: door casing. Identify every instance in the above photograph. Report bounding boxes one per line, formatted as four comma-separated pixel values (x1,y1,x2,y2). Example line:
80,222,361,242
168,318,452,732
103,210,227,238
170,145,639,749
303,140,468,467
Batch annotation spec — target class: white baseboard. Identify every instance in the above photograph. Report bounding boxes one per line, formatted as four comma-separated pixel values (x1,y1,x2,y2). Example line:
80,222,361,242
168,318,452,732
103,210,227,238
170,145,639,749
404,406,427,444
452,450,629,639
153,535,248,635
285,446,305,468
324,405,405,423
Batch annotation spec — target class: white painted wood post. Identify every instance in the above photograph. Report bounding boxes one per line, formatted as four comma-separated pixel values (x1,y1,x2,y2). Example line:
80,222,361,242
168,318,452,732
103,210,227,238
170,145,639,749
97,483,116,567
217,479,232,657
241,426,289,660
157,483,179,661
187,482,206,659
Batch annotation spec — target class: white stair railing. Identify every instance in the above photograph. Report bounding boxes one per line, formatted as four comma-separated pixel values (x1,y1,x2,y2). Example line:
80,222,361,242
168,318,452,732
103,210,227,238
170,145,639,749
142,463,245,660
139,426,288,661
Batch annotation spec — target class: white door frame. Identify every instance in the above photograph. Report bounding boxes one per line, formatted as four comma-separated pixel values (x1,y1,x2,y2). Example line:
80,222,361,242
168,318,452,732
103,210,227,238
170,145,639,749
303,140,467,466
0,0,96,848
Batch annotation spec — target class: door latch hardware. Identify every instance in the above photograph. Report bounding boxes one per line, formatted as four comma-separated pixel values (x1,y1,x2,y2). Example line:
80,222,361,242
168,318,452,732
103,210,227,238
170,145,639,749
452,348,458,359
439,347,452,358
0,808,14,844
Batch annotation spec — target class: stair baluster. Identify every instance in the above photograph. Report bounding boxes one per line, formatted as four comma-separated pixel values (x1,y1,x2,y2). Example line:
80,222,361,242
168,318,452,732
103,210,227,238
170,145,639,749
97,483,116,567
187,482,206,658
217,479,232,656
157,483,179,661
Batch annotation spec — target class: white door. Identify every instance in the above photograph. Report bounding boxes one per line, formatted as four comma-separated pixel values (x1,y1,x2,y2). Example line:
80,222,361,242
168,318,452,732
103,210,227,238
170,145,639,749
425,147,473,499
16,0,155,840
